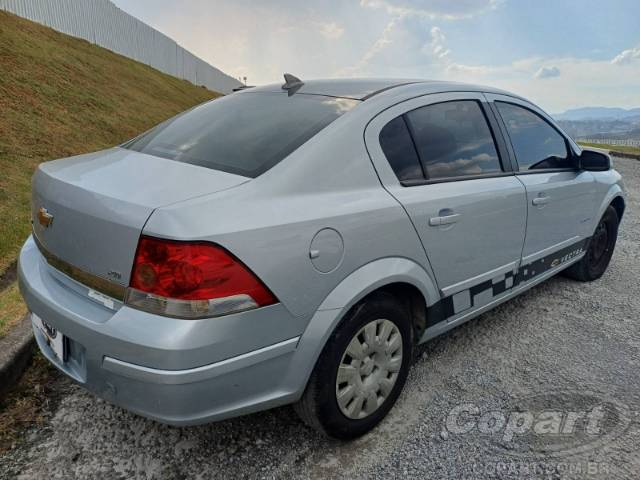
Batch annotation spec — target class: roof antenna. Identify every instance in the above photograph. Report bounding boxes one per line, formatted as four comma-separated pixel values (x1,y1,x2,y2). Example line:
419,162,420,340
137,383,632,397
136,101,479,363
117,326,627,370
282,73,304,96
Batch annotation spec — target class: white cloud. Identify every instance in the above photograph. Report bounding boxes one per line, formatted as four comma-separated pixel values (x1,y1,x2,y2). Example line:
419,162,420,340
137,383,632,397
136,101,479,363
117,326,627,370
317,22,344,40
341,19,640,111
471,56,640,112
360,0,503,20
422,26,494,76
341,18,475,77
534,66,560,79
338,17,401,75
345,0,504,79
611,46,640,65
423,26,450,59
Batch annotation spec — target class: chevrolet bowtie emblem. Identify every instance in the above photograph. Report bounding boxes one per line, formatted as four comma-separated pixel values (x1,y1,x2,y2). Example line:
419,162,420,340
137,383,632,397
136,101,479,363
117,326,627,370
37,207,54,228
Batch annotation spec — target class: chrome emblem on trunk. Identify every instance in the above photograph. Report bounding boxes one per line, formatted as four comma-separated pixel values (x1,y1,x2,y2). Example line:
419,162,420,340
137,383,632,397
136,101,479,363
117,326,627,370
37,207,54,228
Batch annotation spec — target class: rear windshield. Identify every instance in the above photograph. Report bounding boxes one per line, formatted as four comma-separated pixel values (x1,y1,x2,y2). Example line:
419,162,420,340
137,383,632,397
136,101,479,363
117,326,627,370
124,92,359,178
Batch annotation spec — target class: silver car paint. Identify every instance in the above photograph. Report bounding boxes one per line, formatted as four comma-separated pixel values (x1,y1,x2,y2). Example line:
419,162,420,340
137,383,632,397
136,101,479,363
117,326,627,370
19,79,625,425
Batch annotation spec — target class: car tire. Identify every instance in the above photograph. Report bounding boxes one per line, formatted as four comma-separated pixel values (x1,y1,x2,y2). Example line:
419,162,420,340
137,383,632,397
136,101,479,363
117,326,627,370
562,205,619,282
294,291,413,440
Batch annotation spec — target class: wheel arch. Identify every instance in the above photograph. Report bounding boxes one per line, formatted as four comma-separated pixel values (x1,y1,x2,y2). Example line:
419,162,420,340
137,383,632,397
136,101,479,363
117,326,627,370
316,257,439,312
283,257,439,398
374,282,428,342
592,185,624,233
610,195,625,223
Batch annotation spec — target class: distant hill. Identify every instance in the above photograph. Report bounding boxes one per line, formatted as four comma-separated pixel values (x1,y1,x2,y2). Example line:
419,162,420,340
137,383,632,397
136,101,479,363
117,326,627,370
554,107,640,121
553,106,640,140
556,118,640,140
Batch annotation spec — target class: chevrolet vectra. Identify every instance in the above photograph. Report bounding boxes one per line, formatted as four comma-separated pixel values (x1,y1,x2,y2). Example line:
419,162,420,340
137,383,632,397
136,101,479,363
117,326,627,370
19,76,624,439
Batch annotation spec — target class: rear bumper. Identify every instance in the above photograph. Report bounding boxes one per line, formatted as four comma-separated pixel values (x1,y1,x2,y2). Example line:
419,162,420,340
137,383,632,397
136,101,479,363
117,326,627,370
31,318,300,424
18,235,313,425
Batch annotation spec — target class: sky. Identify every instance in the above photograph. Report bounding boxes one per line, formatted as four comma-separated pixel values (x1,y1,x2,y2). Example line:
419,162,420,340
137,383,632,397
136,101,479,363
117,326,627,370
110,0,640,113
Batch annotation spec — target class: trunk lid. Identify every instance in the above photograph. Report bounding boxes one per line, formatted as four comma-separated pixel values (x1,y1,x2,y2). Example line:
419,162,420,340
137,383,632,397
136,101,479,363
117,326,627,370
32,147,248,290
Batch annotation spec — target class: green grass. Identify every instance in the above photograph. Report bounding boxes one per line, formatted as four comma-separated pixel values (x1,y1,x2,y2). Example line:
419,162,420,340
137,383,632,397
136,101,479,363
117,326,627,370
578,142,640,156
0,11,220,335
0,284,25,337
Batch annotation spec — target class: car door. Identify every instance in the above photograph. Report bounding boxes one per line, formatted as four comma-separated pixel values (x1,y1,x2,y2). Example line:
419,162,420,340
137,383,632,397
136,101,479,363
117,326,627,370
365,92,527,318
486,94,599,267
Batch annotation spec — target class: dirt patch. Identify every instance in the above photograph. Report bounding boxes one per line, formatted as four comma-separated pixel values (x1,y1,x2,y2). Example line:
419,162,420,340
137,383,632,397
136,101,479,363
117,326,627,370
0,353,63,454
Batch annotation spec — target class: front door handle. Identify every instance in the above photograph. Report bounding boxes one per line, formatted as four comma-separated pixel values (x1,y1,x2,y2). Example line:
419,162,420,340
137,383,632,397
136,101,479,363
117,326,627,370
532,195,550,206
429,213,461,226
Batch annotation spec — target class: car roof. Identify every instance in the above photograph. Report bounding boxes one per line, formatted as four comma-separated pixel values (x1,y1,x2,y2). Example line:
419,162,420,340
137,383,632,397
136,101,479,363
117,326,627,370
239,77,521,101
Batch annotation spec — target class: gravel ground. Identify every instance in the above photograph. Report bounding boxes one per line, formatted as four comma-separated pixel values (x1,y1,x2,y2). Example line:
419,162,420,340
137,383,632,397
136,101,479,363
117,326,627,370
1,156,639,480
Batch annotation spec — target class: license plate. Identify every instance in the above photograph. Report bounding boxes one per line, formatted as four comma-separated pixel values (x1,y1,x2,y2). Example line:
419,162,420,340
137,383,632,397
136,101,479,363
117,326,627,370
33,313,66,362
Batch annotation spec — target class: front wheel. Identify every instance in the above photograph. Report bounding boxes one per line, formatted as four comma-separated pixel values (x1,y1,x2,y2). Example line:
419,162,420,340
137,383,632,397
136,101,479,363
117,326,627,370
294,292,413,439
563,205,619,282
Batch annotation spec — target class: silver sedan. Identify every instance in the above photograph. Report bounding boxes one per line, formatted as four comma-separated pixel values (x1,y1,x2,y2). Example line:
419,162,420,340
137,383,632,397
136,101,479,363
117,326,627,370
19,76,624,439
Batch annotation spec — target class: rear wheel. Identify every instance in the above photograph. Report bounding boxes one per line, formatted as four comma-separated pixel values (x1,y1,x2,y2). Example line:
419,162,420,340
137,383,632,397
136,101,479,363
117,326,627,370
294,292,413,439
563,206,619,282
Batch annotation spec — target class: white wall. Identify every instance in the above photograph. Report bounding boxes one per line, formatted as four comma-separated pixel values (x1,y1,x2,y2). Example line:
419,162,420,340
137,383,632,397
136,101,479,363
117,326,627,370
0,0,241,93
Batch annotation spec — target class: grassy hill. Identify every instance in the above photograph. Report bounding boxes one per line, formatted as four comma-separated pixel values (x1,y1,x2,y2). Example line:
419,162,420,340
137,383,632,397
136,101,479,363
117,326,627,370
0,10,220,334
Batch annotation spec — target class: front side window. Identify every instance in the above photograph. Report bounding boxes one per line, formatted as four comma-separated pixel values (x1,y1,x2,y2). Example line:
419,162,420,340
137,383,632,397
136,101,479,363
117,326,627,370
405,100,502,180
124,92,359,178
496,102,572,170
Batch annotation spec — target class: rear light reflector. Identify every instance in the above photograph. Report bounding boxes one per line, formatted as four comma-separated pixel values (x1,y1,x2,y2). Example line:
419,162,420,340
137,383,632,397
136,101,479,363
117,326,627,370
125,236,277,319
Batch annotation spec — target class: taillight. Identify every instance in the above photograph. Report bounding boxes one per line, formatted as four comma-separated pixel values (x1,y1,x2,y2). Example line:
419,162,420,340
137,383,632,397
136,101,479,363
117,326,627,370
125,236,277,319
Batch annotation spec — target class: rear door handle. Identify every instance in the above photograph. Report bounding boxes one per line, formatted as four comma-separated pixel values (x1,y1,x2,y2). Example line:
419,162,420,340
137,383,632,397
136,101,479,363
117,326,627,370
429,213,461,226
532,195,550,206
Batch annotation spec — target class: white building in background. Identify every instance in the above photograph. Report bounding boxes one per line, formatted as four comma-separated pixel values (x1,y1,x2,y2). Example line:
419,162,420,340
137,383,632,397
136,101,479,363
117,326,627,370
0,0,241,94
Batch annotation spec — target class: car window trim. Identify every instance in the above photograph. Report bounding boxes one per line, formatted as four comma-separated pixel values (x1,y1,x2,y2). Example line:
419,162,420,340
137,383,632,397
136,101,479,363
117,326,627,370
400,99,507,185
486,100,518,170
402,114,427,179
482,98,518,173
515,167,580,176
400,111,426,182
400,171,515,187
491,100,577,173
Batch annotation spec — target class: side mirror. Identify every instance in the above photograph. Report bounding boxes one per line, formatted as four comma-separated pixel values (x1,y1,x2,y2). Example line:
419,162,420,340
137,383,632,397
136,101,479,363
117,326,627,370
579,149,611,171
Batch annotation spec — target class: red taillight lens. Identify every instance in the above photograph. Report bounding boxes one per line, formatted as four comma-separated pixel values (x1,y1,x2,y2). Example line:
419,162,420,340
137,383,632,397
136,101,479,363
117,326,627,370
126,236,277,318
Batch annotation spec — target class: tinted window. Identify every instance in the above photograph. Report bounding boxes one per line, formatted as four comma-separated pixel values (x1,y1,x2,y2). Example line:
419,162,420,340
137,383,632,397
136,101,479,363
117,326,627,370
496,102,572,170
405,101,502,180
124,92,359,178
379,116,423,182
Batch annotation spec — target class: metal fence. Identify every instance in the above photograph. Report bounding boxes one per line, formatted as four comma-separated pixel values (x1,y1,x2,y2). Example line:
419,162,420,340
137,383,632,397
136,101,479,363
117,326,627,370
0,0,241,93
578,138,640,147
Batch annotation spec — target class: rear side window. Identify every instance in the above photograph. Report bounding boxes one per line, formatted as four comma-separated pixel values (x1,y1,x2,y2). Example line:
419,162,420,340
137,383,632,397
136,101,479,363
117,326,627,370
406,101,502,180
379,116,423,182
124,92,359,178
496,102,572,170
